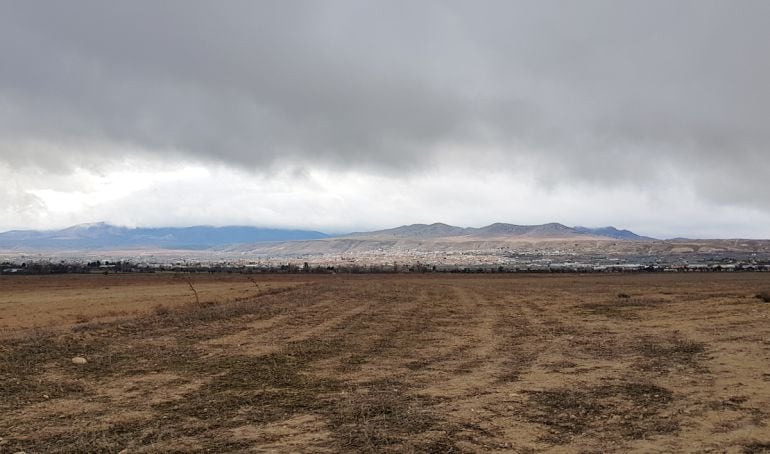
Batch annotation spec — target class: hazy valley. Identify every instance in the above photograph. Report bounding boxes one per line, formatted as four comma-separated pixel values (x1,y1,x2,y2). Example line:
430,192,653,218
2,222,769,272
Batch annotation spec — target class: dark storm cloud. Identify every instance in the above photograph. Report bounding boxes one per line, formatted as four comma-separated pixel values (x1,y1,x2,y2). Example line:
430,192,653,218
1,1,769,206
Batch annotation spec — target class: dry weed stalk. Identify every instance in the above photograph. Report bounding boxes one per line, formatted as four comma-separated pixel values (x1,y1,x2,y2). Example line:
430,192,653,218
247,275,261,292
184,275,202,307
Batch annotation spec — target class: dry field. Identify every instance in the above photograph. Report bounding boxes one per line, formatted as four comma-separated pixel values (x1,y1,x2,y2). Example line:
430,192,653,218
0,274,304,332
1,273,770,453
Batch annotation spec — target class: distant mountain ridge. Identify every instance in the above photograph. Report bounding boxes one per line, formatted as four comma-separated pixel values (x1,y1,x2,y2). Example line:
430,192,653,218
0,221,654,251
572,226,654,241
346,222,654,241
0,222,330,250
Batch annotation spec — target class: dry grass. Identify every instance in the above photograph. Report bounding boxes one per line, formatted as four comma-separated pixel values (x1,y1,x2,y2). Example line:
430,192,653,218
579,296,665,319
745,442,770,453
633,335,706,372
522,382,676,444
1,273,770,452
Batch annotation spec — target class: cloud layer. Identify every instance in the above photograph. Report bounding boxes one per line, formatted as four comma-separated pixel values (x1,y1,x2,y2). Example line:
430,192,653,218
1,1,769,237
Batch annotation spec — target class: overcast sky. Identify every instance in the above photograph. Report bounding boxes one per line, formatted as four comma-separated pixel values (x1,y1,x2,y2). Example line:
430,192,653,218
1,1,769,238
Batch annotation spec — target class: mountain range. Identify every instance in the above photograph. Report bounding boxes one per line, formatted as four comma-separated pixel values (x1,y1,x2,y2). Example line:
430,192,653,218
347,222,652,241
0,222,329,250
0,221,651,251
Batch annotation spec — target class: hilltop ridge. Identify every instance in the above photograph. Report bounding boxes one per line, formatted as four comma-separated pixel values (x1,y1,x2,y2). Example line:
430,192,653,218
345,222,654,241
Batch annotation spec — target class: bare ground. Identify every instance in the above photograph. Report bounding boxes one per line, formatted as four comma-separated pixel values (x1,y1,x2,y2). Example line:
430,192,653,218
1,273,770,452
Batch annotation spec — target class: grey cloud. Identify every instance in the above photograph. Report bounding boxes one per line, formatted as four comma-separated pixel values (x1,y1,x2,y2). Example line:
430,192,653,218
1,1,769,208
0,180,46,227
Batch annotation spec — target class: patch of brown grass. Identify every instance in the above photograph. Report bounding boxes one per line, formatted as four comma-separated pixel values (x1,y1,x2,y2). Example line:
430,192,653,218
755,291,770,303
633,335,706,372
331,379,447,450
580,297,665,319
745,441,770,453
522,382,677,444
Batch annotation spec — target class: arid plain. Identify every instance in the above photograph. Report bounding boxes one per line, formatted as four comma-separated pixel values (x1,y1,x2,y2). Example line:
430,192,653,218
2,273,770,453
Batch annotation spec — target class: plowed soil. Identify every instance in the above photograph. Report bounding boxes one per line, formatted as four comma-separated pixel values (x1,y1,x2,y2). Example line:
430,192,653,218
1,273,770,452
